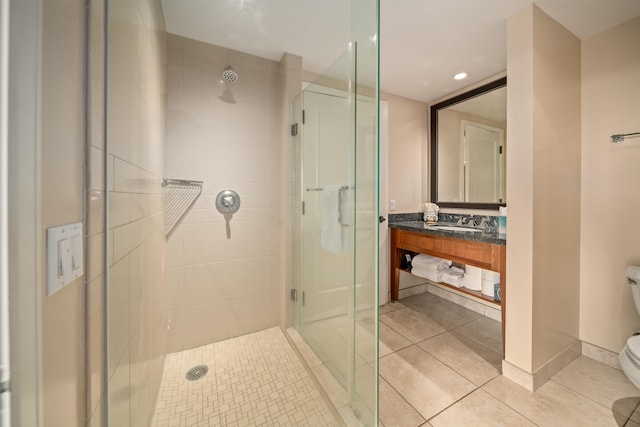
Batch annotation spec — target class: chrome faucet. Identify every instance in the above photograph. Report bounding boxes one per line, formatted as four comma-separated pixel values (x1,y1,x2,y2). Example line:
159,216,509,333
461,215,476,226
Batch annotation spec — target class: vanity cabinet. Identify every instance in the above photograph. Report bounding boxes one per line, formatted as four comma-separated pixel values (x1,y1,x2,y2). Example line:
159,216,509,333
390,226,506,348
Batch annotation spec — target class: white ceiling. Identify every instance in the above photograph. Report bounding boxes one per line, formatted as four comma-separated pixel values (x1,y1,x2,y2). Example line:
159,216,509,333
161,0,640,103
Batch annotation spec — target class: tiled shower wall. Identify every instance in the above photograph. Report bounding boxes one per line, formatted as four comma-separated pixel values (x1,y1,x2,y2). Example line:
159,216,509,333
164,34,283,353
105,0,168,426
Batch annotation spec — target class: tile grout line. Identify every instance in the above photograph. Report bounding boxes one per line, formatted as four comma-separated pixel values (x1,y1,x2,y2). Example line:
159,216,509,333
379,295,506,426
378,372,427,426
479,380,543,427
548,377,637,425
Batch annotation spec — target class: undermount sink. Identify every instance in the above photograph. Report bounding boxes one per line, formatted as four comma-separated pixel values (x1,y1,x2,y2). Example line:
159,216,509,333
425,224,482,233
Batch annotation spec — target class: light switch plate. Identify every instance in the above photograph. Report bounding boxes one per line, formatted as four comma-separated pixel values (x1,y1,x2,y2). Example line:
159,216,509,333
47,222,83,296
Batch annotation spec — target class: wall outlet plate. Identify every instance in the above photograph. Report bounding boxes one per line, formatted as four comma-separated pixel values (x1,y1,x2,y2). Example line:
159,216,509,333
46,222,83,296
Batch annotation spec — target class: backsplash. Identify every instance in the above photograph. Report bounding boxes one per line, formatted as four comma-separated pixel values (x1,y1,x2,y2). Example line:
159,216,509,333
389,212,498,230
387,212,423,222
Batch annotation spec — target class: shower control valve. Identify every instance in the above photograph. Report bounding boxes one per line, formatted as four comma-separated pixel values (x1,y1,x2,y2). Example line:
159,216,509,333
215,189,241,214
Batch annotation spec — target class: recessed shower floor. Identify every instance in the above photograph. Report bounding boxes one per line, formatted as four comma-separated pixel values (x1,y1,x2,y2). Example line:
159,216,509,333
152,327,342,426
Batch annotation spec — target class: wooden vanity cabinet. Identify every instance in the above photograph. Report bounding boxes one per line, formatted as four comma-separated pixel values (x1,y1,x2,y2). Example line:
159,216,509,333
390,227,506,350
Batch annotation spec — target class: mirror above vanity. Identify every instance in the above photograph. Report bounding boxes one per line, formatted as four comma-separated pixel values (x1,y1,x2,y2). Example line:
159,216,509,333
430,77,507,210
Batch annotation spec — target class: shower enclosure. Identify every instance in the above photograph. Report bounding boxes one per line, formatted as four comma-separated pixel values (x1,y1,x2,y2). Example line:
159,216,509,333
104,1,379,425
293,45,379,424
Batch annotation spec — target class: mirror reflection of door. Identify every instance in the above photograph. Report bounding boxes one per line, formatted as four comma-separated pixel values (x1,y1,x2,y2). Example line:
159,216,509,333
461,120,504,203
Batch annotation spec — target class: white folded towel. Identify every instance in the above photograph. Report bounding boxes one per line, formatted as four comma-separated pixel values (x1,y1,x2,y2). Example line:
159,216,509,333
321,185,347,253
440,266,465,287
411,265,440,282
412,254,452,271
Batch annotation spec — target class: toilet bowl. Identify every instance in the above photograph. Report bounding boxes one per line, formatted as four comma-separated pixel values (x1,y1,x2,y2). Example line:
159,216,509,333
620,266,640,388
620,336,640,388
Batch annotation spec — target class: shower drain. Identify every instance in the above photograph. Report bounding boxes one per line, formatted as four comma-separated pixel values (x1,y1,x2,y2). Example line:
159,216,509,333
185,364,209,381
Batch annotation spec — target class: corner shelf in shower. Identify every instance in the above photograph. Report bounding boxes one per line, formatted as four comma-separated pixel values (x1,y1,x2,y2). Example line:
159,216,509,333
161,178,203,237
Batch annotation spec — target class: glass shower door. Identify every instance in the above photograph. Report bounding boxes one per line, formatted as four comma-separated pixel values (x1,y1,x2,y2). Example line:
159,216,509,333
294,39,378,426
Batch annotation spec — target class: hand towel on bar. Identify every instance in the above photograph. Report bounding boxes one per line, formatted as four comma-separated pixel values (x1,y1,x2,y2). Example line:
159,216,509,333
321,185,347,253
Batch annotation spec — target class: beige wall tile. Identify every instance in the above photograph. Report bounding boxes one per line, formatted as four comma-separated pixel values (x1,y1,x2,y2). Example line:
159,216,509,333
176,301,235,350
87,274,105,417
108,256,131,376
109,192,131,227
88,398,105,427
108,347,131,427
88,190,105,236
89,146,105,192
227,292,279,336
87,232,105,283
113,220,143,262
105,2,168,425
164,33,284,349
113,158,161,195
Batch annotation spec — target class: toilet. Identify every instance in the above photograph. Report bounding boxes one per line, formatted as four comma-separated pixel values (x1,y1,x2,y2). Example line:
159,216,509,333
619,266,640,388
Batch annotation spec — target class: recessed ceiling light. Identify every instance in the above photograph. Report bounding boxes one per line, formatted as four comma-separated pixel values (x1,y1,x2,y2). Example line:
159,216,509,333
454,72,467,80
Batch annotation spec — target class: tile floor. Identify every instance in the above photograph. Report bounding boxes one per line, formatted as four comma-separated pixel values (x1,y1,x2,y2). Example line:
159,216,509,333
380,292,640,427
150,291,640,427
151,327,342,426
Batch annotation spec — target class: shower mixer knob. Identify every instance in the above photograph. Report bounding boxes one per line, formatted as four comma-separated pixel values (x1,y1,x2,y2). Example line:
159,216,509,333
215,189,241,214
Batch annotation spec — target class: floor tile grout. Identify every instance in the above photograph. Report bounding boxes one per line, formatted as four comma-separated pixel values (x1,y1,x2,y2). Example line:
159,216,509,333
379,292,505,425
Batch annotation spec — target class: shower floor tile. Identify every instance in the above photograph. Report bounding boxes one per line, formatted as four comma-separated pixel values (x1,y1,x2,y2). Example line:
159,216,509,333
152,327,342,427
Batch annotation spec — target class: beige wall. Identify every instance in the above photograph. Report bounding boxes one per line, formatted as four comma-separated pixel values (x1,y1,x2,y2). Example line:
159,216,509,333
381,92,428,213
164,35,282,352
41,0,86,424
530,5,582,371
505,4,581,377
106,1,168,426
505,4,535,371
580,17,640,353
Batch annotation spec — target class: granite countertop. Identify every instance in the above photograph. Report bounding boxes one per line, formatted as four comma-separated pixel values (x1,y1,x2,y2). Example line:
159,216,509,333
389,220,506,245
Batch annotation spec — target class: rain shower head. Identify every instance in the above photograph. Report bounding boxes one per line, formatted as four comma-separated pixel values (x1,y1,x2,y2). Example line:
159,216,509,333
222,66,238,83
